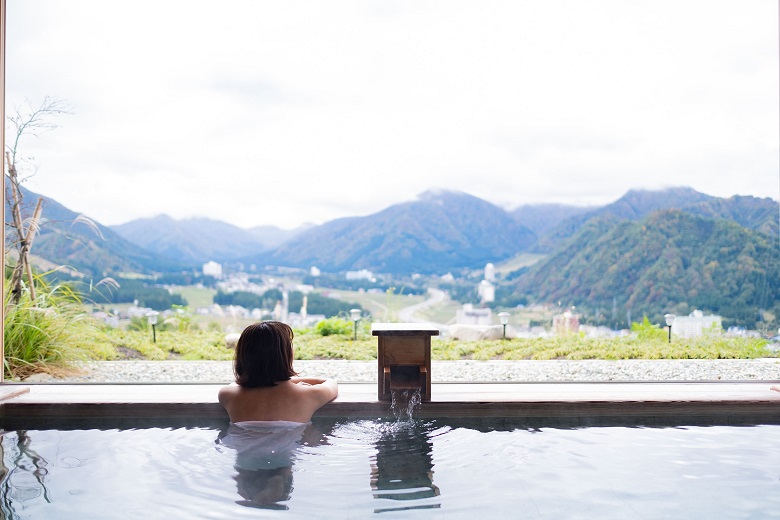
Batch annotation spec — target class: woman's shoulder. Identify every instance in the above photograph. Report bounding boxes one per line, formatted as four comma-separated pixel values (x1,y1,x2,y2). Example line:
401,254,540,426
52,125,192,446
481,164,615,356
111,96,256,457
218,383,242,403
291,379,338,403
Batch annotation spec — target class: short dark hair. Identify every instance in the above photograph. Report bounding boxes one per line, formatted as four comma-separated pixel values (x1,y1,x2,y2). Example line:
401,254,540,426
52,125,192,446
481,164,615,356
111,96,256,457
233,321,298,388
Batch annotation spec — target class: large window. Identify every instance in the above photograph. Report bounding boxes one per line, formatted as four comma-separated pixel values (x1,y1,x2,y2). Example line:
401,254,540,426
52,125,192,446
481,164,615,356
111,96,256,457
3,0,778,383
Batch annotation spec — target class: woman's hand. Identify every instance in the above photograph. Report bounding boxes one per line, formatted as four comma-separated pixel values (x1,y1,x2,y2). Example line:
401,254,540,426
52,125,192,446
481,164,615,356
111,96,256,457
291,377,328,386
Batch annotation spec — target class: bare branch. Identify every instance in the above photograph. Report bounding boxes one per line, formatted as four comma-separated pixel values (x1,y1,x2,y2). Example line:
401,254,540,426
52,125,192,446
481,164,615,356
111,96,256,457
4,97,71,305
6,96,72,164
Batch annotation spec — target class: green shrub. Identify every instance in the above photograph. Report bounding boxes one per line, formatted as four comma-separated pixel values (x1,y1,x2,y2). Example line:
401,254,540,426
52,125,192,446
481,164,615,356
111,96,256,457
126,316,149,332
630,316,667,341
164,305,196,332
315,317,353,336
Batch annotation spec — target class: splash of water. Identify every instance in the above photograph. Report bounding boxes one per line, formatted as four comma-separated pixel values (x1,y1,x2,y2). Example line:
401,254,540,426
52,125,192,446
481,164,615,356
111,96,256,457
390,389,421,422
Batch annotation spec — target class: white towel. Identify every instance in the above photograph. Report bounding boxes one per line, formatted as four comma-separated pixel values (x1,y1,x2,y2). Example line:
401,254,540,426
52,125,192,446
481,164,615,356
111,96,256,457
220,421,310,470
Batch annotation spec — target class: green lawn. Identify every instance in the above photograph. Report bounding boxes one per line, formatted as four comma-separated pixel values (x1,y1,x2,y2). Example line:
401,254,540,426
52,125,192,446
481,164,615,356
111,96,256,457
75,326,776,363
327,289,427,322
171,286,216,308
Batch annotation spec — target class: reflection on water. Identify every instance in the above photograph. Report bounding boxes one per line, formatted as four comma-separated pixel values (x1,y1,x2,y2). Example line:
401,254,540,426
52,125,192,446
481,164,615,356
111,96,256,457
0,430,52,518
217,421,329,510
2,422,780,517
232,465,293,510
369,419,441,513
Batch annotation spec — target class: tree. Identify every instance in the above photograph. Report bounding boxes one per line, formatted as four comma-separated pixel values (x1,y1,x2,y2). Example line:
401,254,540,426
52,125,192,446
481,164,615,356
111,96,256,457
4,97,69,307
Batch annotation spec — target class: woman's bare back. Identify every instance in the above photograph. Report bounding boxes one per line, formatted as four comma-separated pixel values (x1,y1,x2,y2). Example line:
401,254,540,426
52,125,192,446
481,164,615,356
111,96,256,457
219,378,338,423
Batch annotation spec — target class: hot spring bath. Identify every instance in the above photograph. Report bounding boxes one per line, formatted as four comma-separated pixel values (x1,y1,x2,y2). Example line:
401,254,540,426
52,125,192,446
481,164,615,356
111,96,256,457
1,381,779,518
2,418,780,519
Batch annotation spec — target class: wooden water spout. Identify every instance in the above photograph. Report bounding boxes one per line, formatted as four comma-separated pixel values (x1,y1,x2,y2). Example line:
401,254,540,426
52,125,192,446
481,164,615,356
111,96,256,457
372,323,439,402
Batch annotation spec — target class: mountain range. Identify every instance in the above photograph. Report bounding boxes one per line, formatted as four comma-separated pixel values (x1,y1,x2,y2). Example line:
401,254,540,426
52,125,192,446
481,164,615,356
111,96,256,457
7,185,186,276
110,215,308,265
6,184,779,326
528,187,778,253
247,190,537,274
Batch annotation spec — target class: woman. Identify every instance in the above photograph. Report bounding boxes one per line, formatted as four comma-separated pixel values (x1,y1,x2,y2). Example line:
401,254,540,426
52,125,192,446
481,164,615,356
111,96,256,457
218,321,338,423
218,321,338,507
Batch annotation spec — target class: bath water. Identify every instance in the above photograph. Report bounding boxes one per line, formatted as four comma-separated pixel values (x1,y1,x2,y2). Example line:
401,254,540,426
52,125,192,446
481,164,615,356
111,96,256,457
2,419,780,519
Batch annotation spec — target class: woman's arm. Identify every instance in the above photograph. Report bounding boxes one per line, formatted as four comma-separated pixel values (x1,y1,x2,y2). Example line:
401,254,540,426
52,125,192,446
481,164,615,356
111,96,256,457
298,378,339,405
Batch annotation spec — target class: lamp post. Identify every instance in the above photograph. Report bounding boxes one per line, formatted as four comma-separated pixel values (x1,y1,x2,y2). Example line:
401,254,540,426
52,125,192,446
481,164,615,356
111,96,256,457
664,314,675,343
350,308,362,340
146,311,159,343
498,312,510,340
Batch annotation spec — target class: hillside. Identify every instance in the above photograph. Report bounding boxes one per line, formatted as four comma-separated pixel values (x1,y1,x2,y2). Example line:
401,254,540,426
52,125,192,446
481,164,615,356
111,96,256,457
111,215,271,264
531,187,715,253
514,210,780,328
251,190,537,274
531,188,778,255
6,186,186,276
8,182,778,322
683,195,779,238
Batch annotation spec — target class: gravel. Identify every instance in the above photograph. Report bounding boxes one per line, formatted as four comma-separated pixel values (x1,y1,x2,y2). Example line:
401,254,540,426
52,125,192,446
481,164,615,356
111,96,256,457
24,358,780,383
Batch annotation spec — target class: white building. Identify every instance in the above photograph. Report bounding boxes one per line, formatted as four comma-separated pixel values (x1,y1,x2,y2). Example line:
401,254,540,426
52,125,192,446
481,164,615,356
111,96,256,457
672,310,723,338
203,261,223,279
478,279,495,303
484,262,496,282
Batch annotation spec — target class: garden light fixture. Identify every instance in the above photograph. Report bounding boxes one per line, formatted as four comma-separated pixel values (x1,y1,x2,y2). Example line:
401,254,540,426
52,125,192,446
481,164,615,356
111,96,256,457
498,311,510,340
146,311,159,343
664,313,675,343
350,308,362,340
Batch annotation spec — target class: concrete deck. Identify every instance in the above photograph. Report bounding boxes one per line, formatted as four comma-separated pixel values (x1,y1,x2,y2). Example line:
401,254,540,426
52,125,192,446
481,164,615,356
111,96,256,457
1,382,779,429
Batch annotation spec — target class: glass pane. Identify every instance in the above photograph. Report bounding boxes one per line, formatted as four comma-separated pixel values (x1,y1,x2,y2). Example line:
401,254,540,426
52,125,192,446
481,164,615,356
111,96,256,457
4,0,778,383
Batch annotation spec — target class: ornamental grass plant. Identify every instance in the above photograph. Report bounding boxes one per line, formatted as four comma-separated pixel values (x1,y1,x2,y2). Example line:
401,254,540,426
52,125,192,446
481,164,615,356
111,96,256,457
3,274,92,379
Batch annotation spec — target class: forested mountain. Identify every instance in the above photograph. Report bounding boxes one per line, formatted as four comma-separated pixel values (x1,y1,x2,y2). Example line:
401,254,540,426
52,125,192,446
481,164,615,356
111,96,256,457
514,210,779,328
683,195,779,238
530,187,715,253
5,186,186,277
249,189,537,274
111,215,274,264
7,183,778,329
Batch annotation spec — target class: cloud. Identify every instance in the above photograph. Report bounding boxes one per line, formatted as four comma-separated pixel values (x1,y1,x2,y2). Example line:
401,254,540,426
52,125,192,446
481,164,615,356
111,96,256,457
6,0,778,228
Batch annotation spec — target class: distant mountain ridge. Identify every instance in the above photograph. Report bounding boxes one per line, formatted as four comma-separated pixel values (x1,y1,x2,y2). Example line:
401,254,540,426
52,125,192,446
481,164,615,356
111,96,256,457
110,215,304,265
6,182,777,328
682,195,779,238
248,189,538,274
510,203,594,235
247,224,314,249
530,187,776,253
5,186,186,276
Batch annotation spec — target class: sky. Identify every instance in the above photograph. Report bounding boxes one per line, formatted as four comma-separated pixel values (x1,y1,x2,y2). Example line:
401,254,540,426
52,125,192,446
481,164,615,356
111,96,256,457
4,0,779,230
